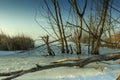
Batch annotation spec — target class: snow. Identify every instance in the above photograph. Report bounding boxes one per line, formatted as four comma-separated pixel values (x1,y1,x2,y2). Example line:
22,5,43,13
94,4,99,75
0,46,120,80
0,51,20,56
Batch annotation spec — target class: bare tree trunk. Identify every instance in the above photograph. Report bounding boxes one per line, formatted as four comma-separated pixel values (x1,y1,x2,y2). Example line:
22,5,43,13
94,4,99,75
69,0,87,55
42,35,55,56
76,18,82,55
91,0,109,55
91,39,100,54
87,31,92,54
52,0,65,53
57,1,69,53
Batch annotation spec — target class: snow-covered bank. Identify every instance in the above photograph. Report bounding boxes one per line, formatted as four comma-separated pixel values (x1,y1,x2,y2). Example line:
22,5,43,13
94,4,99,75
16,71,118,80
0,47,120,80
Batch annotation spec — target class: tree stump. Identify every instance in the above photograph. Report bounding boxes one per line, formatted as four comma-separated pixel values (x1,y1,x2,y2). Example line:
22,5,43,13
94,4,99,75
42,35,55,56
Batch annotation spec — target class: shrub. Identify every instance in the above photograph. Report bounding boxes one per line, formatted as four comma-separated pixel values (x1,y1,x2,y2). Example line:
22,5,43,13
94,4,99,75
0,33,10,50
81,34,89,44
12,35,34,50
0,33,34,51
102,32,120,48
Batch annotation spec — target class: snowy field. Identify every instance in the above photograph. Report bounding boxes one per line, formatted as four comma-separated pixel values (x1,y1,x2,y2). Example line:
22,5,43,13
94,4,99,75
0,45,120,80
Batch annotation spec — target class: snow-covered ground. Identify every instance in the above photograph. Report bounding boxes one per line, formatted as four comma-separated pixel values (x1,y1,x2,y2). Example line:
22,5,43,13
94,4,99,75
0,45,120,80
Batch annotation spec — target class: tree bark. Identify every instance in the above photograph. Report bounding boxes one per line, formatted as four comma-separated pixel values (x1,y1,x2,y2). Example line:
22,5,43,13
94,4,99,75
52,0,65,53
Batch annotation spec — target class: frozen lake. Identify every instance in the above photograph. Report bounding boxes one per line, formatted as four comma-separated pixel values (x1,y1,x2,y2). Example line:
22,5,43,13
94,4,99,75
0,46,120,80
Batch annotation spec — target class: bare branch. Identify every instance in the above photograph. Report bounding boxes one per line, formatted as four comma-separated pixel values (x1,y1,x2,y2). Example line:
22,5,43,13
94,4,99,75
81,0,87,16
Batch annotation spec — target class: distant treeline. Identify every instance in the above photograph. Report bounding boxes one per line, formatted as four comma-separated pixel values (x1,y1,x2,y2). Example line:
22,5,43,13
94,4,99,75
0,32,34,51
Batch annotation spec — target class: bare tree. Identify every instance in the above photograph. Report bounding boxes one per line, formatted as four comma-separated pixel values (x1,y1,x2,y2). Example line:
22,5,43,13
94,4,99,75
91,0,109,54
55,0,69,53
69,0,87,55
43,0,69,53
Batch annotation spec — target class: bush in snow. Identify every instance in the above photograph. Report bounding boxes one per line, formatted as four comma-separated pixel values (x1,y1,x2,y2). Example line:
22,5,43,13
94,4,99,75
0,33,34,51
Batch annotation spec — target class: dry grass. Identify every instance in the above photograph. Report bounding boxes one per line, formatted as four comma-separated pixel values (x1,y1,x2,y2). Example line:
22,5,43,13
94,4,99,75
0,33,34,51
103,32,120,48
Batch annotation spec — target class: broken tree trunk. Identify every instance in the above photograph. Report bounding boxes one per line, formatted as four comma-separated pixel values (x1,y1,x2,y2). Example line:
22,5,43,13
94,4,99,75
42,35,55,56
1,52,120,80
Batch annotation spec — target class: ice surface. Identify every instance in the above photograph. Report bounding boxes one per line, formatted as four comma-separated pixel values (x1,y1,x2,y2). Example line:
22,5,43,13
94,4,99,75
0,46,120,80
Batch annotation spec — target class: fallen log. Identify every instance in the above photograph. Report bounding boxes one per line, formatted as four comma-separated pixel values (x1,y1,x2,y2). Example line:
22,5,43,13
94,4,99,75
0,70,23,76
51,58,81,64
1,52,120,80
51,59,111,65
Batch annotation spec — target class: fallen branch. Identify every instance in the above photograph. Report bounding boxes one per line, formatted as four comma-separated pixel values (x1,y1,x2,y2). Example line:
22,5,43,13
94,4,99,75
51,58,81,64
116,72,120,80
0,70,23,76
1,52,120,80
